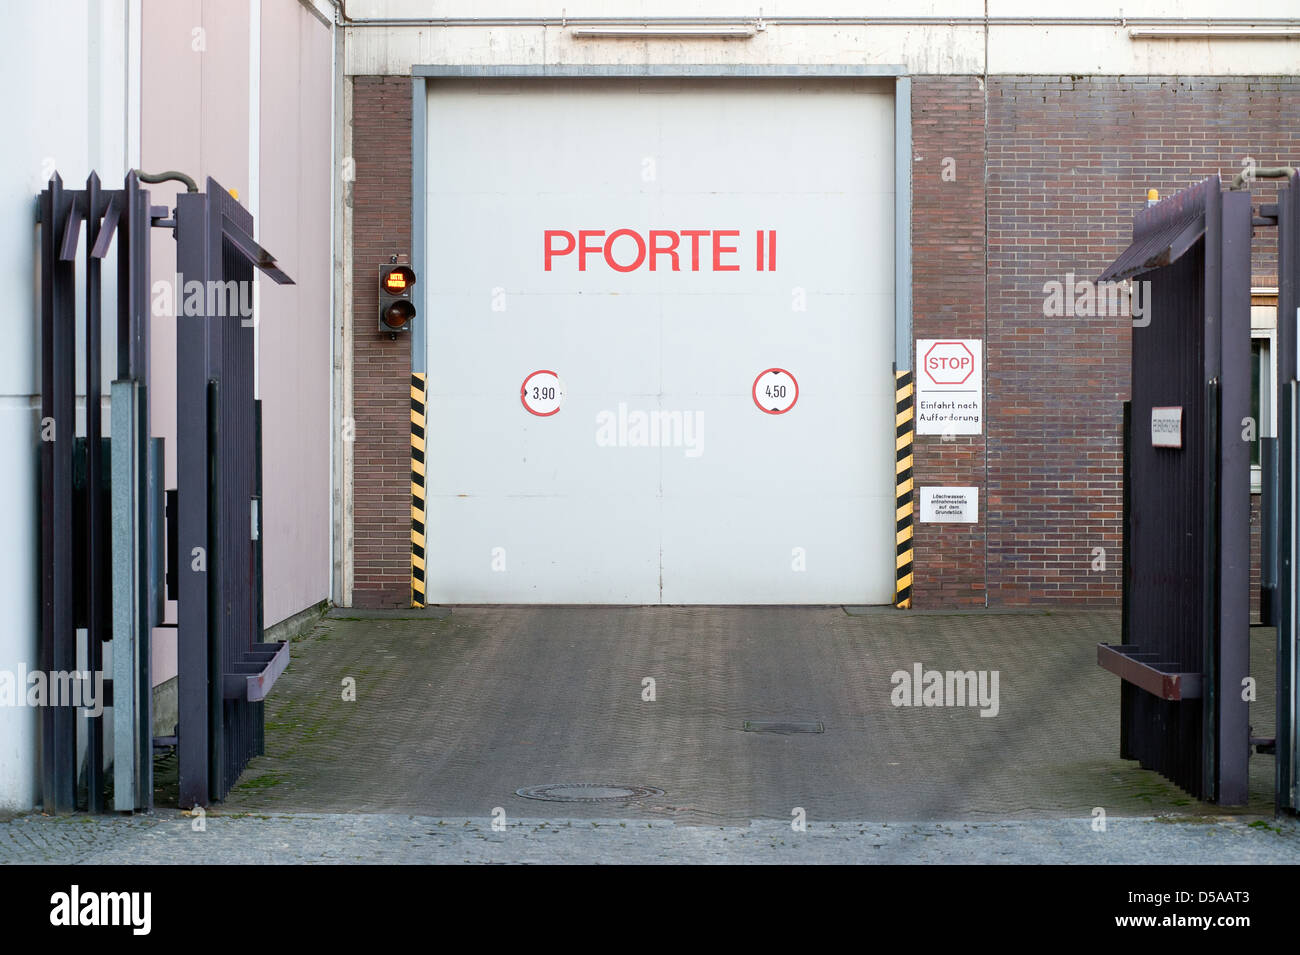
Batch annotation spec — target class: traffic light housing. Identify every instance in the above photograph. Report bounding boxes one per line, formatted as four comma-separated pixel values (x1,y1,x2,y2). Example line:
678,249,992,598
379,264,417,333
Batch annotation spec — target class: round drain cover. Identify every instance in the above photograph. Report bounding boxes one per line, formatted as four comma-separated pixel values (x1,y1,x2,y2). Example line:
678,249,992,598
514,783,665,803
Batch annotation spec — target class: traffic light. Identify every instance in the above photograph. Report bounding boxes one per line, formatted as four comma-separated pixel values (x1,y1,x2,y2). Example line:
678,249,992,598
378,264,417,333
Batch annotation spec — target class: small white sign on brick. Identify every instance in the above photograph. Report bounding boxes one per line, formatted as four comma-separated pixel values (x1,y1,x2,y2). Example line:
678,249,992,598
919,487,979,524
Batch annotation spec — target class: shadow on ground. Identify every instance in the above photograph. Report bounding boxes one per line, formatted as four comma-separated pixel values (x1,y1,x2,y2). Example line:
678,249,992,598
203,607,1278,825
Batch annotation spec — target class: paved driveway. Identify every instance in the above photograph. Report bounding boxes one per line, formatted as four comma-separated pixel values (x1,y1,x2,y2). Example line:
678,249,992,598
209,607,1277,824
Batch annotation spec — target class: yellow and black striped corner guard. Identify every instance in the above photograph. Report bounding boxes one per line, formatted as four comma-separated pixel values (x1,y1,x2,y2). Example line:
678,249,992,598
411,372,427,608
895,369,915,609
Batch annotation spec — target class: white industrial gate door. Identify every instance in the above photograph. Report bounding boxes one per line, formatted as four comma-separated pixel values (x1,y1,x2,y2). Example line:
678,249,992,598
422,78,896,604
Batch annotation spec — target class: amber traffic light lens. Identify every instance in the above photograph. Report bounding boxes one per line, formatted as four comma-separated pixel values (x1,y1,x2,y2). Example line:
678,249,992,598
383,266,416,292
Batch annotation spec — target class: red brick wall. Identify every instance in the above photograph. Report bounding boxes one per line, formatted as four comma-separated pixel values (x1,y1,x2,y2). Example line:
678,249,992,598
350,75,414,608
910,77,987,607
978,75,1300,607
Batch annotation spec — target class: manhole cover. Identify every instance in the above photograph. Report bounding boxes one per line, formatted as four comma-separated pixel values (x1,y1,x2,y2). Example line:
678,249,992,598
743,720,825,734
514,784,665,803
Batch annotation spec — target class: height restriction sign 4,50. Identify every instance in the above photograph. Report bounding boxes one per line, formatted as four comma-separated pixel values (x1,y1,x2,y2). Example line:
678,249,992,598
521,370,566,416
753,368,798,415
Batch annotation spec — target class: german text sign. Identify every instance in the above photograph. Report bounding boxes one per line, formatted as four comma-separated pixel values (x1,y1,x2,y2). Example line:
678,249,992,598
1151,406,1183,448
919,487,979,524
916,339,983,436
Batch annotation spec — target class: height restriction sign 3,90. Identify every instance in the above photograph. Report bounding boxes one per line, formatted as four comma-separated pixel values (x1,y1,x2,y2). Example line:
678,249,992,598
520,370,566,416
753,368,798,415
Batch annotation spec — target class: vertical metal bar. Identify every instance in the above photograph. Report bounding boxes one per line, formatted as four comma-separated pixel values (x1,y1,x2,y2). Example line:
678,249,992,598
1201,183,1224,803
1278,176,1297,385
1120,400,1133,760
1262,438,1278,626
1218,189,1253,806
1279,382,1296,813
253,400,265,757
1278,174,1300,811
108,172,155,813
207,379,223,800
140,431,160,808
133,178,155,809
1203,378,1221,802
175,191,210,807
38,178,55,811
83,173,105,813
1290,383,1299,812
40,175,78,813
111,379,139,811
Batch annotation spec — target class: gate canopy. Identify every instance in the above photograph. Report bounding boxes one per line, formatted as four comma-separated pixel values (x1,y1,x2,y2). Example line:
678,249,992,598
1099,177,1215,283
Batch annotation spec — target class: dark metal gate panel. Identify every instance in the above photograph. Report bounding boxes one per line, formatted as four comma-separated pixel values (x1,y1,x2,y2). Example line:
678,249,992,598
1124,240,1209,794
39,172,159,813
39,175,79,813
176,179,291,806
1099,176,1252,804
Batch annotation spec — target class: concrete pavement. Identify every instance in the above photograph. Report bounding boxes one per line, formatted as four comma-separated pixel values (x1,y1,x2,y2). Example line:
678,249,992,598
214,607,1278,822
6,606,1294,864
3,811,1298,865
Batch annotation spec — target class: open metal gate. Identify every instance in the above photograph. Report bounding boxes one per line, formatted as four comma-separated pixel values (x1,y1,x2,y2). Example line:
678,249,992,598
1098,176,1253,804
37,171,291,812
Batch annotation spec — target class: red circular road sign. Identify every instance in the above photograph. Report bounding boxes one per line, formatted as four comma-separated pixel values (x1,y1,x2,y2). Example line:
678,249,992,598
922,341,976,385
520,370,565,416
752,368,799,415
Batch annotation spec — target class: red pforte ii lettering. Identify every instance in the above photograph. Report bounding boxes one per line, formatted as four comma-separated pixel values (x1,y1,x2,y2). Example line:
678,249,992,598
544,229,777,273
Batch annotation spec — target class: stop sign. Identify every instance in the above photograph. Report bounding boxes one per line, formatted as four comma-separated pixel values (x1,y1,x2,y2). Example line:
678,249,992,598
922,341,976,385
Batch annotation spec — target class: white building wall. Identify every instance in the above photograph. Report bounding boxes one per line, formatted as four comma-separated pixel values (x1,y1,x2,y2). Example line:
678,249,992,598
340,0,1300,76
0,0,135,811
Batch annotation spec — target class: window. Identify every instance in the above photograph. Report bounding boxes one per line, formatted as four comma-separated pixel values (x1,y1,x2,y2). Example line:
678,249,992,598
1251,290,1279,494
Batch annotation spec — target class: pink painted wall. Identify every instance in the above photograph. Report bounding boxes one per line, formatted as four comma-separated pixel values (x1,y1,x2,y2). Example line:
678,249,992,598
141,0,332,683
257,0,334,626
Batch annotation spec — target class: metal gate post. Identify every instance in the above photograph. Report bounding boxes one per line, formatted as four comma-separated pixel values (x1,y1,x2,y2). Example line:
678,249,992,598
38,174,78,813
1280,382,1297,811
1217,190,1253,805
1278,171,1300,812
175,190,212,807
111,379,144,809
